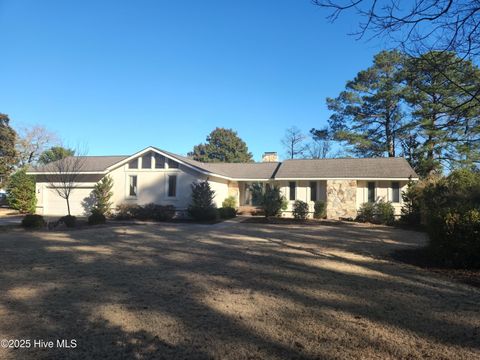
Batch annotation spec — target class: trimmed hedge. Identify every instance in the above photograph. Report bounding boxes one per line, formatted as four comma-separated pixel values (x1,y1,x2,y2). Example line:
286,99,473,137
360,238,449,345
88,210,106,225
218,207,237,219
357,201,395,225
114,203,175,221
21,214,45,229
292,200,309,220
59,215,77,228
314,201,326,219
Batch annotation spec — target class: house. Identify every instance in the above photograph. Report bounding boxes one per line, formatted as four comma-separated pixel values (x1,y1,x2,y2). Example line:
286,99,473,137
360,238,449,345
28,146,418,219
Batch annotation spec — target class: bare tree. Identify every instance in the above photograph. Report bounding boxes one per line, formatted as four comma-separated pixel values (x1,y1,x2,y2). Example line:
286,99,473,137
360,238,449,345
16,125,59,166
305,128,331,158
43,147,87,216
281,126,308,159
313,0,480,106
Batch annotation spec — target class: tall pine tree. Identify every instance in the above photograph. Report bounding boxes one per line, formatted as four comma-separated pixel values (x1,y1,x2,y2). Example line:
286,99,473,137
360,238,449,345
0,114,17,187
325,50,407,157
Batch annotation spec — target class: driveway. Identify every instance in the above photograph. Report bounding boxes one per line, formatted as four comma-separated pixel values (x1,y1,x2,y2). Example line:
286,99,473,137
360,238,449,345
0,222,478,359
0,208,22,226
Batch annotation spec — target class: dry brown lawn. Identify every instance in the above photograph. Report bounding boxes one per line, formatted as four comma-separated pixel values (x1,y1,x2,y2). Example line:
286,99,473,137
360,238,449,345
0,221,479,359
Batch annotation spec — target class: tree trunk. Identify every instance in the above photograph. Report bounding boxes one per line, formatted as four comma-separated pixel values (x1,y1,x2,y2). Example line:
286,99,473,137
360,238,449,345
66,197,71,216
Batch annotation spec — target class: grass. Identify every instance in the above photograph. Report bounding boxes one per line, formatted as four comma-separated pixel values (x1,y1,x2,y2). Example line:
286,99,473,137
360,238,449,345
0,221,479,359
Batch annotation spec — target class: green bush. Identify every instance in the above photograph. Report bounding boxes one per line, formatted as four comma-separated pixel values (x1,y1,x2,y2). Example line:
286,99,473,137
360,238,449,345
188,181,217,221
261,185,287,217
88,210,106,225
6,168,36,214
59,215,76,228
218,207,237,219
222,196,237,209
400,178,422,225
375,200,395,225
357,202,375,223
114,203,175,221
21,214,45,229
314,200,326,219
115,203,140,219
292,200,309,220
92,175,114,216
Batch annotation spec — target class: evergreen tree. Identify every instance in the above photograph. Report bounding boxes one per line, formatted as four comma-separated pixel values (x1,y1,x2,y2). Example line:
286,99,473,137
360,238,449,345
188,181,217,220
6,168,36,213
0,113,17,187
404,51,480,176
189,128,253,162
38,146,74,165
92,175,114,216
325,50,407,157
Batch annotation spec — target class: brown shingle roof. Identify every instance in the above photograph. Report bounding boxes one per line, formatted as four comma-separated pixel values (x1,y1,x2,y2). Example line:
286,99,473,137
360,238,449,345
30,156,129,173
275,157,417,179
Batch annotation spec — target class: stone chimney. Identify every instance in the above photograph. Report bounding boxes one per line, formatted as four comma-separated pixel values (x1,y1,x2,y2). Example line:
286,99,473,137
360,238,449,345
262,152,278,162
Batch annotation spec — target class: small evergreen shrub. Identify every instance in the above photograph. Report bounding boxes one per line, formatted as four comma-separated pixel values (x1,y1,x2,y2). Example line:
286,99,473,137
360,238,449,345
262,185,287,217
21,214,45,229
6,168,37,214
92,175,114,216
188,181,217,221
375,200,395,225
59,215,77,228
292,200,309,220
115,203,140,220
218,207,237,219
314,200,326,219
88,210,106,225
357,202,375,223
222,196,237,208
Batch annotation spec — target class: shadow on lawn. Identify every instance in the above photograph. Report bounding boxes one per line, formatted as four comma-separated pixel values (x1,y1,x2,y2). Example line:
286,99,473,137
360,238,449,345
0,222,478,359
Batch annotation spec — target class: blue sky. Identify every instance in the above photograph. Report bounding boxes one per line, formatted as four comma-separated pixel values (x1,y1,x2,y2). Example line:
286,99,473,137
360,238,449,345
0,0,384,161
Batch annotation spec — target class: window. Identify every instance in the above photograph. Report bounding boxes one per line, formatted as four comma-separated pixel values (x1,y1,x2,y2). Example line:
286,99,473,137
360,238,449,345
128,158,138,169
129,175,137,197
155,154,165,169
168,159,179,169
168,175,177,197
310,181,317,201
391,181,400,203
367,182,375,203
289,182,296,201
142,153,152,169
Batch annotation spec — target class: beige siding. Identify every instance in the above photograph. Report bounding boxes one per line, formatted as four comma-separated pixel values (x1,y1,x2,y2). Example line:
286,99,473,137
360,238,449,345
356,180,408,215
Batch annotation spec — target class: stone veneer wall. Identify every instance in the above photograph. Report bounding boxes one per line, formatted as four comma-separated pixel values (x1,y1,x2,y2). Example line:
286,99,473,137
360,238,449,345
326,180,357,219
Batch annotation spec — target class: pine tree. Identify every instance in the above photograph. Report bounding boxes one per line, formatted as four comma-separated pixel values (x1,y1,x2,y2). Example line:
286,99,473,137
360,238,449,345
0,113,17,187
92,175,114,215
6,168,36,213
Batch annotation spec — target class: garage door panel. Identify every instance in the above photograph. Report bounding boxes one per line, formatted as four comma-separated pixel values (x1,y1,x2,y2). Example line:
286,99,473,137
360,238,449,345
45,188,94,216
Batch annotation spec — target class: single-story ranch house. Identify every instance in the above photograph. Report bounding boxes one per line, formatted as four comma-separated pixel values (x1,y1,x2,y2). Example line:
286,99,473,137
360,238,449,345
28,146,418,219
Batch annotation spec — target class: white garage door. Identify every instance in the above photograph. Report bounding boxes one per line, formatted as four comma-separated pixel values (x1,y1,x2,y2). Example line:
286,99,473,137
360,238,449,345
45,187,94,216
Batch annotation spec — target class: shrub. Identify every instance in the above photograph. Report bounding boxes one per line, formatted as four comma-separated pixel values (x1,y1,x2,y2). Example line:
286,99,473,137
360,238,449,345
88,209,106,225
222,196,237,209
400,178,422,225
259,185,286,217
314,200,326,219
188,181,217,221
357,202,375,223
115,203,140,220
59,215,77,228
375,200,395,225
292,200,309,220
218,207,237,219
6,168,37,214
92,175,114,216
21,214,45,229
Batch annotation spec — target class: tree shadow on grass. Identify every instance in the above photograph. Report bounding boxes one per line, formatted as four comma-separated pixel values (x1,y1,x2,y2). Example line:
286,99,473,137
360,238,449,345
0,223,479,359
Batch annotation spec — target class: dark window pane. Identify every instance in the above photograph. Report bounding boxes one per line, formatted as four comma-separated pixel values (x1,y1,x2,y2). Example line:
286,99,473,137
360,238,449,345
128,158,138,169
155,154,165,169
367,182,375,203
391,182,400,202
168,159,179,169
142,153,152,169
310,181,317,201
289,182,296,201
129,176,137,196
168,175,177,197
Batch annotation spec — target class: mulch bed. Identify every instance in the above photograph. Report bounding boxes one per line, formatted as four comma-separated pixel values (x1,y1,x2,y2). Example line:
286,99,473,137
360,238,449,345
391,248,480,288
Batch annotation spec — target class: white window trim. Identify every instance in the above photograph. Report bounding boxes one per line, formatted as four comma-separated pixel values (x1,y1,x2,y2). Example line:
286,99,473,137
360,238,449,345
126,174,138,199
166,174,178,199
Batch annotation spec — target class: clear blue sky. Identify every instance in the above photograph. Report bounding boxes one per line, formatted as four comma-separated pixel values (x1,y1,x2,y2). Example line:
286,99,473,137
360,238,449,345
0,0,384,161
